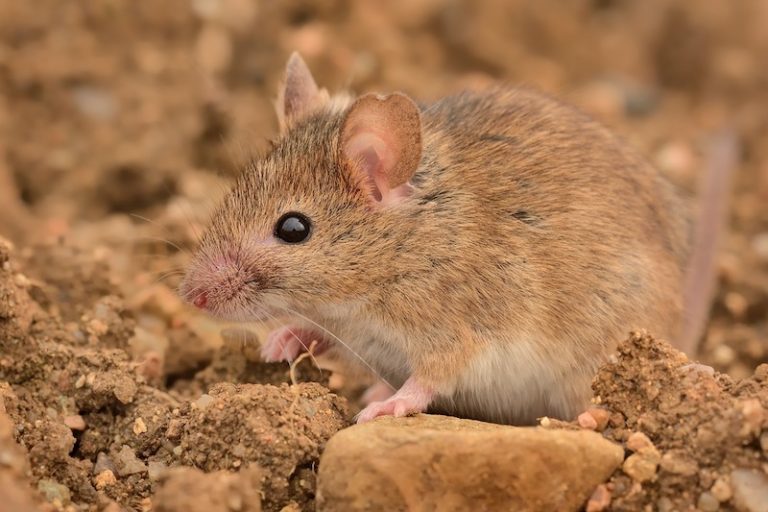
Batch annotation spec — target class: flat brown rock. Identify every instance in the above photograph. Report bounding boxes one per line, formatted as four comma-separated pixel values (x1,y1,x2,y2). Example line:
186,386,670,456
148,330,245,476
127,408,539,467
316,414,624,512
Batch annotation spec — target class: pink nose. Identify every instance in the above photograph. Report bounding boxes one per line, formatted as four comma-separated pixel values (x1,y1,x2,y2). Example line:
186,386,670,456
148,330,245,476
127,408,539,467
193,292,208,309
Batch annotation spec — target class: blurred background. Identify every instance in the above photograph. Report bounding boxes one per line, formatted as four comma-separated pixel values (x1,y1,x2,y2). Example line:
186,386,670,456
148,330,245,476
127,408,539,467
0,0,766,377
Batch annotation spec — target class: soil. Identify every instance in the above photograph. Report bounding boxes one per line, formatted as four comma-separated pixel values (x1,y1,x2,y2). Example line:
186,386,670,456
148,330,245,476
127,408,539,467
0,1,766,511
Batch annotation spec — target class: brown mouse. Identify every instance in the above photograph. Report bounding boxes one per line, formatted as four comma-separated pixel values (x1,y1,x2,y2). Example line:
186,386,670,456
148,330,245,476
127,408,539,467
180,53,731,424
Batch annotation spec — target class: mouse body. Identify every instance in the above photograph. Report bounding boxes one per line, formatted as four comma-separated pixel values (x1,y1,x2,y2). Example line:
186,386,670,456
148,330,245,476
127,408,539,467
181,53,691,424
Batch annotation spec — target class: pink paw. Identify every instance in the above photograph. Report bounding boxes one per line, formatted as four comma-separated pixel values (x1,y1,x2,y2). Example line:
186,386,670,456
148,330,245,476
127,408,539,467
360,381,395,405
356,377,433,424
260,326,325,363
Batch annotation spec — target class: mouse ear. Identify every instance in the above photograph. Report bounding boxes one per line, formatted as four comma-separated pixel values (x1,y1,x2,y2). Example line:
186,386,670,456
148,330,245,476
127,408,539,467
276,52,329,133
340,92,422,205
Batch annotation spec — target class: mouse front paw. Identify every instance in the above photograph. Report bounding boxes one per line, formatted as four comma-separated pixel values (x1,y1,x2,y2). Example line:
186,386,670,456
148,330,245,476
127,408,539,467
356,377,433,423
260,326,326,363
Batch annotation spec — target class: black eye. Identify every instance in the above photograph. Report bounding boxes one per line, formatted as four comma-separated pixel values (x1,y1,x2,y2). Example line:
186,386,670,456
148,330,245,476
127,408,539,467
274,212,312,243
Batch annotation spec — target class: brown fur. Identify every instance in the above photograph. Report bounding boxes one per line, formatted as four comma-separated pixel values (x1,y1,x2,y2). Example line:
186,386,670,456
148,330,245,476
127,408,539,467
180,59,691,424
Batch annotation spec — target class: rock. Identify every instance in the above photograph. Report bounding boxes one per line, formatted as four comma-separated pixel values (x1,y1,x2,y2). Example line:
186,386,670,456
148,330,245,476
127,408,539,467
660,450,698,476
586,484,612,512
316,415,624,512
730,469,768,512
114,445,147,476
711,476,733,502
586,407,611,432
578,411,598,430
94,470,117,490
37,479,71,505
63,414,86,431
697,491,720,512
622,432,661,482
153,466,262,512
622,452,659,483
626,431,655,453
93,452,116,475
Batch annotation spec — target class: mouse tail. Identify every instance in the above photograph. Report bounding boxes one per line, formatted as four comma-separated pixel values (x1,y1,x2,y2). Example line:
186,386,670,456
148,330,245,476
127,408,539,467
678,128,739,356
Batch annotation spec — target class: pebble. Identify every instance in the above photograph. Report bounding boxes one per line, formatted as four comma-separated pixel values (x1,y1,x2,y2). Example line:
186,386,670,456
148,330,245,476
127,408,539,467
115,445,147,476
133,417,148,435
585,484,611,512
578,411,598,430
660,451,698,476
148,460,167,481
94,452,117,475
37,479,71,505
94,470,118,490
63,414,86,431
622,452,659,482
711,476,733,502
697,491,720,512
730,468,768,512
626,432,656,453
193,394,215,410
586,407,611,432
738,399,765,438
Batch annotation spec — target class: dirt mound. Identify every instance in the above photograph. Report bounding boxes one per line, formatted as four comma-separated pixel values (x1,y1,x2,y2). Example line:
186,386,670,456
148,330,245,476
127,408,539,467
593,332,768,511
0,238,349,511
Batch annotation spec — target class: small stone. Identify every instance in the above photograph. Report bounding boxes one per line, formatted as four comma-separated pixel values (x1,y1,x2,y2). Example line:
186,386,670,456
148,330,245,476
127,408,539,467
94,470,118,490
75,375,86,389
697,492,720,512
63,414,86,431
115,445,147,476
586,484,611,512
13,273,29,288
657,497,674,512
738,399,765,438
166,419,183,440
94,452,116,475
112,376,138,404
88,318,109,336
660,451,698,476
622,453,659,482
760,433,768,454
626,432,655,453
37,479,71,505
578,412,598,430
586,407,611,432
148,460,167,481
711,477,733,502
731,469,768,512
193,394,215,410
133,417,148,435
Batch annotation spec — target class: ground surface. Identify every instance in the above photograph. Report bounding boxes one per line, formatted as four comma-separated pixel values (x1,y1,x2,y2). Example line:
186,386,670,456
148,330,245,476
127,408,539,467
0,1,766,511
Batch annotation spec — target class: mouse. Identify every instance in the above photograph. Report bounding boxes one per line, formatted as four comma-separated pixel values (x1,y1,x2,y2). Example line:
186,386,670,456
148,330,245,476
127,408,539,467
179,52,733,425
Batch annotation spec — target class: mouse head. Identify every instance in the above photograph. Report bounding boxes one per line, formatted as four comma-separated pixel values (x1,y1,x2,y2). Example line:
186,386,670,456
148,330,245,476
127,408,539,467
179,53,423,321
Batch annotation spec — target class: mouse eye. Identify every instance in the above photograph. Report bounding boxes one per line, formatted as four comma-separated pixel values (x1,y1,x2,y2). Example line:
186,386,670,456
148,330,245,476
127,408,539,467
274,212,312,243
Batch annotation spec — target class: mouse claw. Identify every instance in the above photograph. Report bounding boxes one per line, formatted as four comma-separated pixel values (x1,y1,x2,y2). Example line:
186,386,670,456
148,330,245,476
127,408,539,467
355,377,433,424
